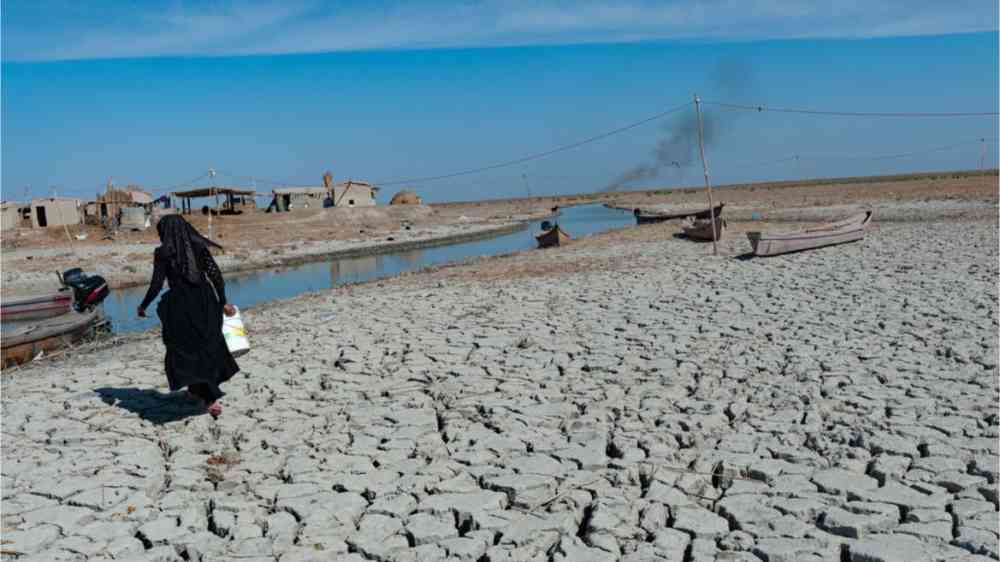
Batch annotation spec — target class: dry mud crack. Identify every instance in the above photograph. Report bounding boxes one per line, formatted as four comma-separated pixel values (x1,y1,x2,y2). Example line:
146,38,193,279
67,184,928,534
1,216,997,562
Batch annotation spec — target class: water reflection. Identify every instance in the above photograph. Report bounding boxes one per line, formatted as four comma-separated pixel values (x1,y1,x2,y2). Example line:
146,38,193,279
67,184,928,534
398,250,422,267
330,255,379,283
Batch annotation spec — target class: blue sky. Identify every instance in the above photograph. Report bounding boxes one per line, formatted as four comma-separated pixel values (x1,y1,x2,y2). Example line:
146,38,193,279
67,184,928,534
2,1,998,202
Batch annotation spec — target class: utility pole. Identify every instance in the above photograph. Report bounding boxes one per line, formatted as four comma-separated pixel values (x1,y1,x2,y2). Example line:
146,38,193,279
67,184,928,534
521,174,532,199
693,94,719,256
980,138,987,171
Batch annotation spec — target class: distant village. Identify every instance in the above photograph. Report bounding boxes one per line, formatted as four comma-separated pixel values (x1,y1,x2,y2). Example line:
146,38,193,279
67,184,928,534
0,171,424,235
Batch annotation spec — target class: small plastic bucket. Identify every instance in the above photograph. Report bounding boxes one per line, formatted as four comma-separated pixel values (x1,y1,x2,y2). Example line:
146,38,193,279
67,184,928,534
222,305,250,357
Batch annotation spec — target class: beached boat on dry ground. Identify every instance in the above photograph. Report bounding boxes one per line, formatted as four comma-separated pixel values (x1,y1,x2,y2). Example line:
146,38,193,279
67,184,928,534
1,268,112,368
746,210,873,257
0,267,111,322
536,224,571,248
2,308,110,367
682,216,727,241
1,290,73,322
634,203,725,224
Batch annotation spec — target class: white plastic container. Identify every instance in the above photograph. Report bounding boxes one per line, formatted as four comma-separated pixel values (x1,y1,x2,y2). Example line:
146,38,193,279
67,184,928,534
222,305,250,357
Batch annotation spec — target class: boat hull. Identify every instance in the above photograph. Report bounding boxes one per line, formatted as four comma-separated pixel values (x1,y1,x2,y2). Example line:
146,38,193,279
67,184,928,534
1,291,73,321
747,211,873,257
635,203,724,224
682,217,726,241
2,309,108,368
536,225,571,248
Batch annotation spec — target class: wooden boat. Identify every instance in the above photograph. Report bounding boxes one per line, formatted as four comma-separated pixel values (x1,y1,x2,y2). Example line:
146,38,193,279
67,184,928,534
1,290,73,321
2,309,109,368
604,203,635,212
746,210,873,257
682,216,726,241
635,203,725,224
536,224,571,248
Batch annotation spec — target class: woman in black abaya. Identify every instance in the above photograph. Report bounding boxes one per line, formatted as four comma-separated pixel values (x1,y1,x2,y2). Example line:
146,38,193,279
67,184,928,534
138,215,239,416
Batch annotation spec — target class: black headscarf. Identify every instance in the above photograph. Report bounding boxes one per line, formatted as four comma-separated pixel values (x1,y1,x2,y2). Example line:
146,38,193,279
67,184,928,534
156,215,223,285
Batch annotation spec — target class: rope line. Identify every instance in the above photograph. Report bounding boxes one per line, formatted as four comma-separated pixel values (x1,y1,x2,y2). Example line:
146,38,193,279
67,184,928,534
718,137,998,171
706,101,999,118
376,101,695,186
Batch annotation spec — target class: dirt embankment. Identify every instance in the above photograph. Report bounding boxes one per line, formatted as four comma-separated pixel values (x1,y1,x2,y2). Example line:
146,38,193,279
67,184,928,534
2,171,995,296
606,171,997,211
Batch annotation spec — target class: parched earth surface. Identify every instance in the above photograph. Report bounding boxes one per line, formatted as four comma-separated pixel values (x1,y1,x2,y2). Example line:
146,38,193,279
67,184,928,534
2,214,998,562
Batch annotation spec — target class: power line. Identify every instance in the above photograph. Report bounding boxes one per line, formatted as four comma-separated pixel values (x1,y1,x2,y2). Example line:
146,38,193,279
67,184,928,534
376,101,694,186
610,137,996,192
214,171,301,188
166,172,211,190
752,138,997,166
817,138,995,162
705,101,999,118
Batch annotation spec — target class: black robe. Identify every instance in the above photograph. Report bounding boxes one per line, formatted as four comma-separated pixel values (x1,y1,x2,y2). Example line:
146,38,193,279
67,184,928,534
139,245,239,401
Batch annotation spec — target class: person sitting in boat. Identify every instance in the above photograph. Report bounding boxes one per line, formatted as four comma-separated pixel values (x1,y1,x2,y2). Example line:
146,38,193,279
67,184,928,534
137,215,239,417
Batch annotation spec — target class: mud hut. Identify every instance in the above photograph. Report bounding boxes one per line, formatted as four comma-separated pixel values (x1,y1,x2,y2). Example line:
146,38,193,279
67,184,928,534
87,187,154,224
389,190,422,205
1,202,21,231
30,197,82,228
271,187,328,211
332,180,379,207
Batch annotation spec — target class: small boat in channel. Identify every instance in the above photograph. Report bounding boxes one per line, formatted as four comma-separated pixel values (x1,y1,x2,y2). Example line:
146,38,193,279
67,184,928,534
536,224,572,248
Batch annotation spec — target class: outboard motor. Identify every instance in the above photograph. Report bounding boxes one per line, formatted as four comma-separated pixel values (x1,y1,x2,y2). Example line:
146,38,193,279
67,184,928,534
61,268,85,285
61,269,110,312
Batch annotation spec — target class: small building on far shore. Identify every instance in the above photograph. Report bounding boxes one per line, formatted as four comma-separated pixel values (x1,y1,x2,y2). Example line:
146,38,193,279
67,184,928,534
85,187,156,225
30,197,82,228
271,187,329,211
267,174,380,212
1,202,21,231
332,180,378,207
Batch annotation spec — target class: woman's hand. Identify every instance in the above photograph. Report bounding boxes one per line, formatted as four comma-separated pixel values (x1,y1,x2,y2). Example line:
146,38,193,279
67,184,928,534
137,307,146,318
223,304,236,317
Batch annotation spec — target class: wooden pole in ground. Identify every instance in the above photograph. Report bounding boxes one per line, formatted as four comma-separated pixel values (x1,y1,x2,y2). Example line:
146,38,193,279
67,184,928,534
208,169,216,240
693,94,718,256
208,190,214,239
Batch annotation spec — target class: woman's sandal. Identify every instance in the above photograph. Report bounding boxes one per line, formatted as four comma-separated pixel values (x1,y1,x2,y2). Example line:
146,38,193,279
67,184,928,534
207,401,223,417
185,391,221,417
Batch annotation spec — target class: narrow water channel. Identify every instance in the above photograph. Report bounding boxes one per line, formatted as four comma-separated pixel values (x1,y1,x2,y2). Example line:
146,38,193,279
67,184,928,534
95,203,633,334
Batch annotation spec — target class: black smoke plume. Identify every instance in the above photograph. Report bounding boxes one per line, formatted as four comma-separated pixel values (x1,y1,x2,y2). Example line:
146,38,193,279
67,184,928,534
603,59,754,192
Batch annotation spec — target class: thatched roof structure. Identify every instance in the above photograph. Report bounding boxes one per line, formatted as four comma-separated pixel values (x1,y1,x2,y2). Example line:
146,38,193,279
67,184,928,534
389,190,422,205
173,187,255,198
97,187,153,205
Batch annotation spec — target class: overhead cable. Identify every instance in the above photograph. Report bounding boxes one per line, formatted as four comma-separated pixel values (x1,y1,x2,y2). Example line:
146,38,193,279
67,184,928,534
705,102,999,118
377,101,694,186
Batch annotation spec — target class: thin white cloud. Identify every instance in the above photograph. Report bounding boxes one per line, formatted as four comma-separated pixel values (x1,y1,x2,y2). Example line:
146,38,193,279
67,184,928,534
3,0,996,62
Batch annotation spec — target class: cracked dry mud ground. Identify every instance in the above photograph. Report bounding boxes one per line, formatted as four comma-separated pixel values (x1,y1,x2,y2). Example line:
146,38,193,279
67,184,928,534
2,217,997,562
